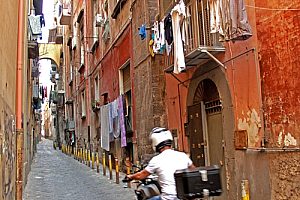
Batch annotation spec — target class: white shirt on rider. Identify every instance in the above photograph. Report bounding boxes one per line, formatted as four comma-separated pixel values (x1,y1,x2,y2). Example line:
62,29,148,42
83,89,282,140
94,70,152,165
145,149,193,200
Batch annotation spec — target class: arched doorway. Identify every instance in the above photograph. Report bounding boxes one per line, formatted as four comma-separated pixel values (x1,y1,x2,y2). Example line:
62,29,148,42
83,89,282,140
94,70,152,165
187,78,227,199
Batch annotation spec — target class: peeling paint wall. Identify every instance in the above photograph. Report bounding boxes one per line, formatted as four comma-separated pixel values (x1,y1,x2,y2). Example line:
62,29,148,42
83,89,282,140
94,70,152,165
0,0,18,199
0,99,16,200
256,0,300,148
255,0,300,199
238,108,262,147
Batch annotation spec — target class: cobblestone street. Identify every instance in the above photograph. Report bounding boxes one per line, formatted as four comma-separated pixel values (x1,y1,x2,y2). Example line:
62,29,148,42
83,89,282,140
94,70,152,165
23,139,135,200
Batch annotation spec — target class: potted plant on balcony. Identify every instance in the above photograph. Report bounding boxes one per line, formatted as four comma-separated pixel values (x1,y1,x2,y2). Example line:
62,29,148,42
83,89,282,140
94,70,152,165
91,100,101,112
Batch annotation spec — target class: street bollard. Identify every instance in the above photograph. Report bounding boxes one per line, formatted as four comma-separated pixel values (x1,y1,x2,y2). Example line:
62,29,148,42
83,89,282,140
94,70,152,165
109,154,112,180
75,147,77,160
115,158,119,184
78,148,81,162
102,152,106,176
92,152,95,169
241,180,250,200
83,149,85,164
96,153,99,173
78,148,80,161
86,149,88,166
126,158,131,188
88,150,91,167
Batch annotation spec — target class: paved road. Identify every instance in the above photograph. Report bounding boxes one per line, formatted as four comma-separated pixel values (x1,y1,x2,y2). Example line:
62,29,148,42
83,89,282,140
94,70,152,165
23,139,135,200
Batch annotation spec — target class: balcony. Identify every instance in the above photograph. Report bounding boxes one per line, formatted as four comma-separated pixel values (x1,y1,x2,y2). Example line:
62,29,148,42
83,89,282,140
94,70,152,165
48,26,63,44
59,0,72,25
91,100,101,112
28,41,39,59
51,91,58,104
164,0,225,72
66,119,75,131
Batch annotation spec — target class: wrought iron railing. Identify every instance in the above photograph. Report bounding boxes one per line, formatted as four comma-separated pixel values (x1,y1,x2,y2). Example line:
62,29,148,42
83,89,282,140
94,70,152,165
165,0,224,70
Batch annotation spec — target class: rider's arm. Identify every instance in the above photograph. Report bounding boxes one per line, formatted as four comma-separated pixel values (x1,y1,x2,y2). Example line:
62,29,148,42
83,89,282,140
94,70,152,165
127,169,151,180
188,163,196,170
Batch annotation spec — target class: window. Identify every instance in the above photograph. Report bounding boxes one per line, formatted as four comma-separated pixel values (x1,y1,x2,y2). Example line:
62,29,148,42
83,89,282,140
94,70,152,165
70,64,73,81
94,75,99,101
81,91,86,118
102,1,110,42
80,24,84,66
119,62,132,134
92,0,99,51
72,22,77,49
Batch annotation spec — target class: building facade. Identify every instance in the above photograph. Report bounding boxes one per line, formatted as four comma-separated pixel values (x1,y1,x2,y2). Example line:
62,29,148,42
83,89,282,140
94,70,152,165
0,0,43,199
59,0,300,199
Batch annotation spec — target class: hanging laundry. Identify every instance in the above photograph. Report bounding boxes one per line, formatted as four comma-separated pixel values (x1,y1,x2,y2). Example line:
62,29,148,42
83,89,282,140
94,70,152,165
171,0,186,74
40,13,45,27
44,86,47,98
148,38,155,57
117,95,127,147
108,102,115,142
108,103,113,134
164,13,173,45
100,105,110,151
209,0,252,41
28,15,42,35
230,0,252,40
139,24,147,40
112,99,120,138
42,86,45,100
159,20,166,53
152,21,160,54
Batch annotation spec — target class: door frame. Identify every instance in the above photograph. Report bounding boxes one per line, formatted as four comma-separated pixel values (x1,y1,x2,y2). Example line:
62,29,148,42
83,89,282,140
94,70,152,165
186,63,234,199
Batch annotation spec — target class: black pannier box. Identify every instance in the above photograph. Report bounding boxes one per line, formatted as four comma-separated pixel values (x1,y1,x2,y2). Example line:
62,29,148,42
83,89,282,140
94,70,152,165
174,165,222,200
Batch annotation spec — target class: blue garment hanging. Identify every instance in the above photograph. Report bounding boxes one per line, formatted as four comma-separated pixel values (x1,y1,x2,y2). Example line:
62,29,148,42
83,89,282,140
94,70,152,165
139,24,147,40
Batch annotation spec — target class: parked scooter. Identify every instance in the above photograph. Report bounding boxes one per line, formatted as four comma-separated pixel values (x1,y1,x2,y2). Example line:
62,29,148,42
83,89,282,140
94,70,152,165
122,164,161,200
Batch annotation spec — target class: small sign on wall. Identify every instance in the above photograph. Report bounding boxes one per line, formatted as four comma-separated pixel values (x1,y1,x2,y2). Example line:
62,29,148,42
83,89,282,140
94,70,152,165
234,130,248,149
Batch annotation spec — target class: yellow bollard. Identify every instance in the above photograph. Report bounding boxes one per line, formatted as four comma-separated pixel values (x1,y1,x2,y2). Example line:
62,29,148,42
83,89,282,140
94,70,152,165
75,147,77,159
96,153,99,173
102,152,106,176
88,150,91,167
126,158,131,188
80,148,82,161
241,180,250,200
109,154,112,180
84,149,87,164
86,149,88,165
92,152,95,169
115,158,119,184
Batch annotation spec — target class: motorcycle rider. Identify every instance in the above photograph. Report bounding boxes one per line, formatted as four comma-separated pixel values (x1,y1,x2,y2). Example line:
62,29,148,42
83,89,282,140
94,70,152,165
126,127,196,200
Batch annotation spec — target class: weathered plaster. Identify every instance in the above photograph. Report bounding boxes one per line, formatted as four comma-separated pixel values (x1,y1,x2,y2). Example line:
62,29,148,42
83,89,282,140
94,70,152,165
278,131,297,147
238,108,262,146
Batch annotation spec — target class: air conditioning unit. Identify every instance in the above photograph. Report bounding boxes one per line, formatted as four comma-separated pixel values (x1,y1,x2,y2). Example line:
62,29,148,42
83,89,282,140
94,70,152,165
96,14,105,27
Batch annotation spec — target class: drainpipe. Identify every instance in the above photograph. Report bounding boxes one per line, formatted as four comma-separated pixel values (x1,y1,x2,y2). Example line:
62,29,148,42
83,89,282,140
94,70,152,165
16,0,25,199
84,0,91,150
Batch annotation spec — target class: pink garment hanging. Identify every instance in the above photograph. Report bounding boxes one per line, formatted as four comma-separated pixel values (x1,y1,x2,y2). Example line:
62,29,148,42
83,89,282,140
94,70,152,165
118,95,127,147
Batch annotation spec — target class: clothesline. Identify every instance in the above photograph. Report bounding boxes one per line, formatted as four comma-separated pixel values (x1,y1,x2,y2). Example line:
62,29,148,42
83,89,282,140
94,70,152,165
246,5,300,11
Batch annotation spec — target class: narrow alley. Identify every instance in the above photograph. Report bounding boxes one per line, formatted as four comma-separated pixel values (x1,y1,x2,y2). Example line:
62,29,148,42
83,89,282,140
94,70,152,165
23,139,135,200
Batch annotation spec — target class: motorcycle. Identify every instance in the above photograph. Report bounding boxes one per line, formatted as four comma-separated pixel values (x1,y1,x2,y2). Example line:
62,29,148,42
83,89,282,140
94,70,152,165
122,164,161,200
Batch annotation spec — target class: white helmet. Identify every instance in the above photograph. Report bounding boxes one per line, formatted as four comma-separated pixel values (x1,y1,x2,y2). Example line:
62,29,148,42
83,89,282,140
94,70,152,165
150,127,173,152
